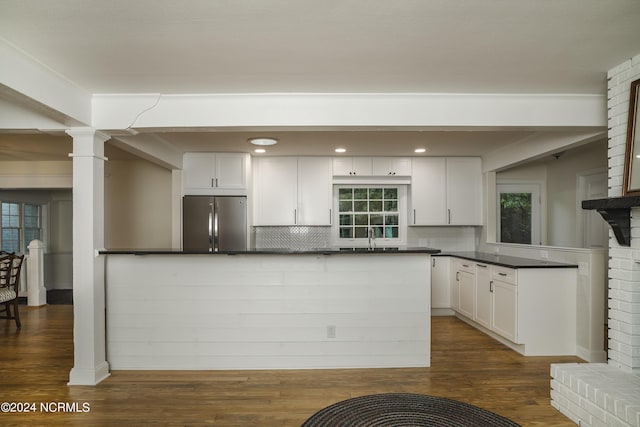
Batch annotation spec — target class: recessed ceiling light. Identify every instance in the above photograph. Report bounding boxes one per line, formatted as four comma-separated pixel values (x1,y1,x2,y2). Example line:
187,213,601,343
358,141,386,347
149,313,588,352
335,148,346,153
414,148,426,153
254,148,266,154
249,137,278,146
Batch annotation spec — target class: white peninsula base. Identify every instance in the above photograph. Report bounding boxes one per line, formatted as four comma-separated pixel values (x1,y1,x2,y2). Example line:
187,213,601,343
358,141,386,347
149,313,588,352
105,253,431,370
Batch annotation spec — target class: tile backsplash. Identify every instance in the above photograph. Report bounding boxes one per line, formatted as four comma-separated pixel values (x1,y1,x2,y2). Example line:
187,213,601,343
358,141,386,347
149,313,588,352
253,225,480,251
253,226,332,249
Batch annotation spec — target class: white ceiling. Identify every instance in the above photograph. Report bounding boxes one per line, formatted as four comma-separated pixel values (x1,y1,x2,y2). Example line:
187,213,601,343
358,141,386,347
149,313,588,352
0,0,638,160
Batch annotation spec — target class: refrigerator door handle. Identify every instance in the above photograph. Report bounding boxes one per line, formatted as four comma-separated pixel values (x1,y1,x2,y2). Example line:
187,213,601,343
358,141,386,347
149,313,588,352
208,205,214,253
213,199,220,252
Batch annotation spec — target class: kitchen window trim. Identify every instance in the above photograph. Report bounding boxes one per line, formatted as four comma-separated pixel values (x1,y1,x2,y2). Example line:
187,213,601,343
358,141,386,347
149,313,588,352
331,184,408,247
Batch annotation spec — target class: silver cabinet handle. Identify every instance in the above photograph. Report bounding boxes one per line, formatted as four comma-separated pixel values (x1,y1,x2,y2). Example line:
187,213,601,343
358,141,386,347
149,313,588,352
448,209,451,224
476,264,487,268
498,272,507,276
413,209,416,224
329,209,332,225
490,280,494,292
294,209,297,224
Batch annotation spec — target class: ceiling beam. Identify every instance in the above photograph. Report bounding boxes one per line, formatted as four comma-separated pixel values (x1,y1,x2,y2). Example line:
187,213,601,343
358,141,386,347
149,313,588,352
92,93,607,131
0,38,92,127
109,133,183,170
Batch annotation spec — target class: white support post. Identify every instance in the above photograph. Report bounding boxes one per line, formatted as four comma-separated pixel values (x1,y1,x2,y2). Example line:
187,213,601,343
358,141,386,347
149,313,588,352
66,127,111,386
26,239,46,306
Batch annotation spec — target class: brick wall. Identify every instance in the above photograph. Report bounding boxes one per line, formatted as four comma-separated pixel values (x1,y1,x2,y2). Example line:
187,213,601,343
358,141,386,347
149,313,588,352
607,53,640,372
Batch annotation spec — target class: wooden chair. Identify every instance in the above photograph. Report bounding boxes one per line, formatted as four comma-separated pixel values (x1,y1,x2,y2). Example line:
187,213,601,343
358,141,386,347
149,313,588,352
0,252,25,328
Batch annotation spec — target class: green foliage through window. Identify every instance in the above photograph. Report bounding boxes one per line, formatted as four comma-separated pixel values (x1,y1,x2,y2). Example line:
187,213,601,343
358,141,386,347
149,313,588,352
499,193,532,244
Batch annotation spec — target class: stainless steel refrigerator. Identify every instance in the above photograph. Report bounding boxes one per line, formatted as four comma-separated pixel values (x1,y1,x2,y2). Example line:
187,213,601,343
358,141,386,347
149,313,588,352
182,196,247,252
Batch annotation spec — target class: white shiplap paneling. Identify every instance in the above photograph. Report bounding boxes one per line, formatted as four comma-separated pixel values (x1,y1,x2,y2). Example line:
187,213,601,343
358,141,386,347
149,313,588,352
105,253,431,370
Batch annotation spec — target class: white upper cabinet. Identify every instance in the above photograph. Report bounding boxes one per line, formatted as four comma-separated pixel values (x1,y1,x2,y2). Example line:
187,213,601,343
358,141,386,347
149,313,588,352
253,157,298,226
332,157,373,176
446,157,482,225
372,157,412,176
332,157,411,177
297,157,333,226
410,157,482,225
183,153,248,195
253,157,332,226
410,158,447,225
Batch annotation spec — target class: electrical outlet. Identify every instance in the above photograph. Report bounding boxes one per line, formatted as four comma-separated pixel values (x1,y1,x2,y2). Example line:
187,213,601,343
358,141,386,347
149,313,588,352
540,250,549,259
327,325,336,339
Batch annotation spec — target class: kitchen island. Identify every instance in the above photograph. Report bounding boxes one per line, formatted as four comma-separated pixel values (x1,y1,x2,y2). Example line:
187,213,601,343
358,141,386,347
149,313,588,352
100,247,439,370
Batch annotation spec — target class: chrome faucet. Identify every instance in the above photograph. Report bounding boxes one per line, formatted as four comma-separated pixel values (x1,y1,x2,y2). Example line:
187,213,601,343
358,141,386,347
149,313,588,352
368,227,376,249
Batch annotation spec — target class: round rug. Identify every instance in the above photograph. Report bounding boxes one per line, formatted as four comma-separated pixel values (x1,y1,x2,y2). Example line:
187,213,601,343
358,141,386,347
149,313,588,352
301,393,521,427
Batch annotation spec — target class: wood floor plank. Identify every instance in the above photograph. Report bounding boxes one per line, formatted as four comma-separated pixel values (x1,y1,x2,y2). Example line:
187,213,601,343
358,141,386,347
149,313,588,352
0,305,581,426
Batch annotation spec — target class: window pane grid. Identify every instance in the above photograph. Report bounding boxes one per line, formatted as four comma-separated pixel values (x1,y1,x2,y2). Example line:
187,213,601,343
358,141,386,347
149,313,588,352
0,202,42,253
338,187,399,240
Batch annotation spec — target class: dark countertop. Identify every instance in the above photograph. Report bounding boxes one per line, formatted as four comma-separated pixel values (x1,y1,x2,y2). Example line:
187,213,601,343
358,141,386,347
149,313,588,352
99,247,441,256
435,251,578,269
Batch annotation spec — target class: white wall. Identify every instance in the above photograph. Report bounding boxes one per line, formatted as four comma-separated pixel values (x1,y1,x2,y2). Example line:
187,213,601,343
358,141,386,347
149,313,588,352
105,158,173,249
545,141,607,248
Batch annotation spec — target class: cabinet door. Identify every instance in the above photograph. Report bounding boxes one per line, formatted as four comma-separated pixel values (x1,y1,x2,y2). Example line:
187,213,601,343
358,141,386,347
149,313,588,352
298,157,332,225
446,157,482,225
352,157,372,175
450,272,460,312
492,280,518,342
431,256,450,309
253,157,298,225
391,158,412,175
410,158,447,225
371,158,392,176
183,153,215,191
215,154,246,189
372,157,412,176
458,270,475,319
332,157,354,176
474,263,492,329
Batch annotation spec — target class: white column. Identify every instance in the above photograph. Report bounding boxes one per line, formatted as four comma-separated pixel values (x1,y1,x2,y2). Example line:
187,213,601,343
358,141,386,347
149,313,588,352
26,239,46,306
66,127,111,385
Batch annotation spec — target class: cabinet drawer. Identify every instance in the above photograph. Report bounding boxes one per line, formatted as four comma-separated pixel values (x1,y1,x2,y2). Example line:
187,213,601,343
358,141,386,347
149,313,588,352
459,261,474,273
491,266,517,284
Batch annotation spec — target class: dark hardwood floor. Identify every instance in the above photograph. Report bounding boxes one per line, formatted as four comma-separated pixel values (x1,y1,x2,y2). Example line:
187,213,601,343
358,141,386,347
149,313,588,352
0,305,582,426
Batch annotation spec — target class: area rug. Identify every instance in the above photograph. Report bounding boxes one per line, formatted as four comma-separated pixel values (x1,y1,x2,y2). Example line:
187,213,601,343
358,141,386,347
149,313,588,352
301,393,521,426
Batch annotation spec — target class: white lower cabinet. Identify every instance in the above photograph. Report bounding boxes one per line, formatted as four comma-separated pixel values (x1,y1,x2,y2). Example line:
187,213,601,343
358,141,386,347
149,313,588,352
491,279,518,343
474,263,492,330
450,258,474,314
457,270,475,319
447,256,577,356
431,256,450,310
